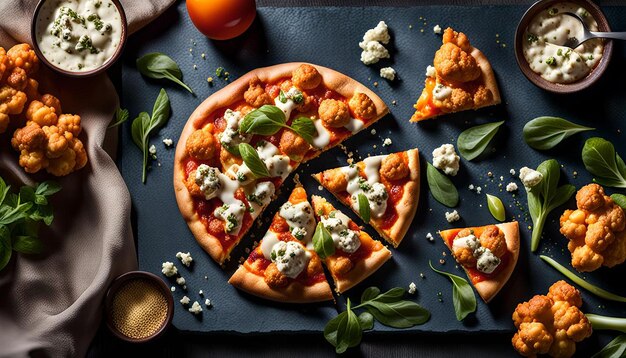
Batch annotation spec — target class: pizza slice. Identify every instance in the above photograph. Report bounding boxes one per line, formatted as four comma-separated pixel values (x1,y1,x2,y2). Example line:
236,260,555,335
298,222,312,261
311,195,392,293
312,148,420,247
439,222,520,303
411,27,501,122
229,187,333,303
174,63,389,264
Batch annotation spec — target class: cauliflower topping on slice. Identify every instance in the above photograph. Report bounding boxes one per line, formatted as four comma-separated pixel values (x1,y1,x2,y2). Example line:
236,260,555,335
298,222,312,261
433,143,460,176
359,21,391,65
380,67,396,81
195,165,222,200
519,167,543,188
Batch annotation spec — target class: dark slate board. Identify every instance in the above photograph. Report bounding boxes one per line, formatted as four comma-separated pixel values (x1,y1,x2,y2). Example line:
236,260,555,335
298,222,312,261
119,2,626,339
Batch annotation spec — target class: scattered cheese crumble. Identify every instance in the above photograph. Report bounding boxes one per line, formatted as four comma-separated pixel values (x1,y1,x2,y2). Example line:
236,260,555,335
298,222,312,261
425,65,436,78
510,169,516,176
189,301,203,314
426,232,434,242
519,167,543,188
176,277,186,286
163,138,173,147
445,210,460,223
476,186,482,194
408,282,417,294
149,144,157,155
359,21,391,65
205,299,212,307
506,182,519,192
161,262,178,277
176,252,193,267
382,138,392,147
170,286,176,292
433,24,442,34
380,67,396,81
180,296,190,305
370,129,377,135
433,144,460,176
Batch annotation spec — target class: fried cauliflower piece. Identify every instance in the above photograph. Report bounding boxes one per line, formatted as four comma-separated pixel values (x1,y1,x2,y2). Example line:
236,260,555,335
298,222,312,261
434,42,481,84
331,256,353,276
380,153,409,181
70,137,87,170
243,77,272,108
479,225,507,258
321,168,348,192
58,114,81,136
25,100,58,127
0,85,27,132
442,27,471,52
5,67,28,91
318,99,350,128
264,263,289,288
512,281,592,358
19,149,48,173
279,129,310,161
292,64,322,90
560,183,626,271
11,121,46,152
0,47,8,80
348,92,376,120
433,86,474,114
186,127,216,160
47,147,77,176
7,44,39,75
184,170,204,197
306,254,322,277
42,94,63,117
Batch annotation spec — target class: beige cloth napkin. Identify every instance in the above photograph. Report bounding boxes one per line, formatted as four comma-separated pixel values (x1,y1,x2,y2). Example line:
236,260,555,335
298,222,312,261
0,1,175,357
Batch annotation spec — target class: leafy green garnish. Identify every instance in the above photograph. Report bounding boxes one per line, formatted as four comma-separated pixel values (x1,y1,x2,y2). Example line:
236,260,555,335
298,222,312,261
426,162,459,207
312,222,335,259
238,143,270,179
429,261,476,321
611,194,626,210
486,194,505,222
523,116,594,150
524,160,575,252
582,137,626,188
0,178,60,271
131,89,171,183
108,107,129,128
457,121,504,161
324,287,430,353
239,105,317,144
136,53,194,94
540,255,626,303
592,334,626,358
357,193,370,222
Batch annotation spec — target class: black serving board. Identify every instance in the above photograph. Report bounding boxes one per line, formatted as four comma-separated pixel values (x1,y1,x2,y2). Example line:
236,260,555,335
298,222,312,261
119,1,626,347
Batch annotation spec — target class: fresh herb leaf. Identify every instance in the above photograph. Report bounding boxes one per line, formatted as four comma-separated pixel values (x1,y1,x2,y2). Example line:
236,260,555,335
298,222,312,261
131,89,171,183
108,107,130,128
35,181,62,196
278,90,287,103
364,300,430,328
0,225,11,271
582,137,626,188
136,53,194,93
524,159,575,252
357,312,374,331
312,222,335,259
357,193,370,222
611,194,626,210
592,334,626,358
238,143,270,178
523,116,594,150
324,299,362,354
239,105,286,135
457,121,504,161
540,255,626,303
12,235,43,254
426,162,459,207
486,194,505,222
290,117,317,144
429,261,476,321
360,287,381,302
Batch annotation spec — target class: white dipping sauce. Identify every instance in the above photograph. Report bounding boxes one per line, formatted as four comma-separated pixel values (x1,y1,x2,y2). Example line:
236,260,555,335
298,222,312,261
35,0,123,72
522,2,604,83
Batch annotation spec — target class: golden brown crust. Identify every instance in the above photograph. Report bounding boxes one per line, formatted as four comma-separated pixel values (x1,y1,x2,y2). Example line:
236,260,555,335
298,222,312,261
228,266,334,303
439,222,520,303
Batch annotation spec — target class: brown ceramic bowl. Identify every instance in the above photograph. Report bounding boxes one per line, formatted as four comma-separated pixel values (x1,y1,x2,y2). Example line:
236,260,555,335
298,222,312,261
104,271,174,343
514,0,613,93
30,0,127,78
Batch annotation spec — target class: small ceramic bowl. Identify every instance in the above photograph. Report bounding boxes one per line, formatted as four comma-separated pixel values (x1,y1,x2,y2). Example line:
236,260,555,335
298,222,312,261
30,0,128,78
514,0,613,93
104,271,174,343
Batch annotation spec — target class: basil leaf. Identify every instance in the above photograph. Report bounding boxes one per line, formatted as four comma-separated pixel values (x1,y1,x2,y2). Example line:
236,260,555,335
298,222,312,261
238,143,270,179
0,225,11,271
136,53,194,93
151,89,171,130
457,120,504,161
429,261,476,321
360,287,381,303
358,312,374,331
324,299,361,354
12,235,43,254
611,194,626,210
239,105,286,135
523,116,594,151
364,300,431,328
35,181,62,196
364,287,406,304
592,335,626,358
290,117,317,144
312,222,335,259
109,107,130,128
31,204,54,226
486,194,505,222
0,178,9,205
582,137,626,188
357,193,371,222
426,162,459,207
278,90,287,103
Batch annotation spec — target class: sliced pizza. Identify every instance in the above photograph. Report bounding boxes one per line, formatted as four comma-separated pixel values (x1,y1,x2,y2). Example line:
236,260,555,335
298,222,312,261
411,27,501,122
174,63,388,263
439,222,520,303
311,195,392,293
228,187,333,303
312,148,420,247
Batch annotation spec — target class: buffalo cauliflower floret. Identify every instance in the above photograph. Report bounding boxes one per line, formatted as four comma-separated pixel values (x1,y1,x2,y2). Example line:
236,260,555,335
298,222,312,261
320,168,348,192
25,100,58,127
279,129,310,161
434,42,480,84
243,77,272,108
184,170,204,197
547,280,582,308
42,94,63,117
604,230,626,267
57,114,81,136
5,67,28,91
292,64,322,90
24,78,40,101
318,99,350,128
47,146,77,176
381,153,409,181
186,127,217,160
479,225,507,258
264,263,289,288
331,256,353,276
560,209,587,243
585,221,615,252
11,122,46,152
19,149,48,173
348,92,376,120
0,85,27,132
7,44,39,75
442,27,471,52
43,125,69,159
576,183,605,211
70,138,87,170
571,244,604,272
0,47,8,80
433,86,474,113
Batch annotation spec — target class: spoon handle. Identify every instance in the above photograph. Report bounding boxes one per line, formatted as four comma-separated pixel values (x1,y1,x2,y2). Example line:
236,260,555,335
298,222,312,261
590,31,626,41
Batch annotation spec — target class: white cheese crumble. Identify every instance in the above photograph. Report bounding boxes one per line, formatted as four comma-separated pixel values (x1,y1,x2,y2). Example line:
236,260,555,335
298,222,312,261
452,234,501,274
408,282,417,294
433,83,453,100
510,169,516,176
344,156,389,219
370,129,377,135
170,286,175,292
432,144,460,176
205,299,212,307
162,138,173,147
271,241,310,278
176,277,186,286
433,24,442,34
189,301,203,314
445,210,460,223
359,21,391,65
476,186,482,194
380,67,396,81
426,232,434,242
149,144,156,155
176,252,193,267
219,109,250,150
161,262,178,277
506,182,519,192
180,296,190,305
519,167,543,188
382,138,392,147
195,165,221,200
425,65,436,78
468,184,475,190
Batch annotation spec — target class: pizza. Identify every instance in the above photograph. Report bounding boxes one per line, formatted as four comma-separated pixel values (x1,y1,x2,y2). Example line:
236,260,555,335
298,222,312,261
410,27,501,122
174,63,388,264
311,195,392,293
439,222,520,303
312,148,420,247
228,187,333,303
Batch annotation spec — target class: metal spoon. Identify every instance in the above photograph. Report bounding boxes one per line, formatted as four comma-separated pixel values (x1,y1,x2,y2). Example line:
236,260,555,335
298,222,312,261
563,12,626,48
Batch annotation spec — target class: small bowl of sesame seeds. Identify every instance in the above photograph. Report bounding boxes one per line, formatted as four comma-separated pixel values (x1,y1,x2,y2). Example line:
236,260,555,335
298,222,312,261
104,271,174,343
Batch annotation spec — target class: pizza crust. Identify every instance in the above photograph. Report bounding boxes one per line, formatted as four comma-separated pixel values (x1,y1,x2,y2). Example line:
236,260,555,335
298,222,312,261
439,221,520,303
174,63,389,264
229,266,334,303
330,245,392,293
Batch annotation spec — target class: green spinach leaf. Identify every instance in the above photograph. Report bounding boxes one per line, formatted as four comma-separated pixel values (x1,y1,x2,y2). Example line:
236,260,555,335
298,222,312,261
290,117,317,144
523,116,594,150
136,53,194,93
357,193,370,222
238,143,270,178
324,299,362,354
582,137,626,188
457,121,504,160
429,261,476,321
312,222,335,259
239,105,286,136
426,162,458,207
357,312,374,331
108,107,129,128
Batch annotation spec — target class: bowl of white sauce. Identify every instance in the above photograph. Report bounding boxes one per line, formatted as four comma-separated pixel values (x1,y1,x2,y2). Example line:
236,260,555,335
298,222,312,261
31,0,127,77
515,0,613,93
